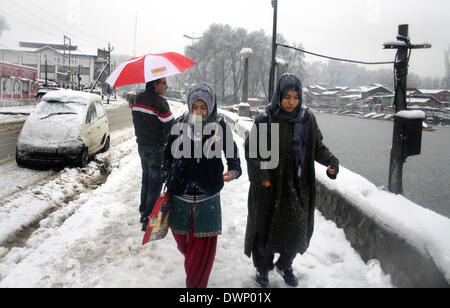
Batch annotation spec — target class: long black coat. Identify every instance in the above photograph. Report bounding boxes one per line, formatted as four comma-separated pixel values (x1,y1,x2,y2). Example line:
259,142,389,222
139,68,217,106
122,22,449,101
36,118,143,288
244,110,339,257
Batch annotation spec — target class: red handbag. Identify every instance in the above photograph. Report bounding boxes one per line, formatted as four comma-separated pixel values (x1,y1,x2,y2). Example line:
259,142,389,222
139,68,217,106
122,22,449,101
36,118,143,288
142,193,171,245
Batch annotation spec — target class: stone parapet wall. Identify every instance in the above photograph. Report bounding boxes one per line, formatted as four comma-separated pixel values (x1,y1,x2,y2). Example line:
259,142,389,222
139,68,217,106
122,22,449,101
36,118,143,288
315,182,448,288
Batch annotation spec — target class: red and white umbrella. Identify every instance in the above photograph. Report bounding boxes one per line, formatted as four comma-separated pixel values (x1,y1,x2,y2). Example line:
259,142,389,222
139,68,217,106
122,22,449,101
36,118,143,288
106,52,196,88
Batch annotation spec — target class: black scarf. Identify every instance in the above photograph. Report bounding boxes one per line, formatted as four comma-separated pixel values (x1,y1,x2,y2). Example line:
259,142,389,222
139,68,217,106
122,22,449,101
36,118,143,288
268,74,309,178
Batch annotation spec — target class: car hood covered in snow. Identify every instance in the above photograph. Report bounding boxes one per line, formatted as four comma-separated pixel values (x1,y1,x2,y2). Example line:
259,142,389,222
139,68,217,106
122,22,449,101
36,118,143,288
18,103,85,148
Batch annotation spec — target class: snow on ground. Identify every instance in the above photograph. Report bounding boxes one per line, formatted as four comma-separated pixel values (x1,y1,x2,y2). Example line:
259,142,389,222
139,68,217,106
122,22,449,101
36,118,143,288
317,163,450,282
0,101,392,288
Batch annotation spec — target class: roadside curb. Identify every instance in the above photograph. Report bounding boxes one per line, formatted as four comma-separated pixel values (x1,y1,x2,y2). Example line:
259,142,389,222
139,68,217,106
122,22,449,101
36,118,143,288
0,119,26,127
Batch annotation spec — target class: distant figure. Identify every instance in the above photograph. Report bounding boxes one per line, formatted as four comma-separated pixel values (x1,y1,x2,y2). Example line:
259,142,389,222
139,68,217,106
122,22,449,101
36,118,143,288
131,78,174,231
244,73,339,288
161,83,242,288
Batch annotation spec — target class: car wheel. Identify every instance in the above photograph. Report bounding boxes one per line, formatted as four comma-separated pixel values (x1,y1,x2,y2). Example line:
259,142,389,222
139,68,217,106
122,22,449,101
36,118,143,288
79,148,89,167
15,152,25,167
101,136,110,153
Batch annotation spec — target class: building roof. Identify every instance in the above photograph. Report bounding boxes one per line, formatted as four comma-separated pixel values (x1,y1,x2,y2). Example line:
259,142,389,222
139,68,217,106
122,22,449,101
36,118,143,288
321,91,341,96
417,89,450,95
19,42,78,51
407,97,442,104
360,85,393,94
16,41,97,57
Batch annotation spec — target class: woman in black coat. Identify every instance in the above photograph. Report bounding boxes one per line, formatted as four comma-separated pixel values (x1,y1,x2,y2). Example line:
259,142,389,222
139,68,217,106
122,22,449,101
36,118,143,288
244,74,339,288
161,82,241,288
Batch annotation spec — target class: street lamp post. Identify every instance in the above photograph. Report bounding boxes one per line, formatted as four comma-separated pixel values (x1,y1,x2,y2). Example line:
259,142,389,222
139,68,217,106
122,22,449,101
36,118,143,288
239,48,254,117
183,34,203,49
240,48,254,103
269,0,278,101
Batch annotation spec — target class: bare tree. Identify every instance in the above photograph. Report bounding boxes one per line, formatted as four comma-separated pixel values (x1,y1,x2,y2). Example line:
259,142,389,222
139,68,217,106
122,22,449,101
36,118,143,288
181,23,306,104
443,45,450,89
0,15,10,38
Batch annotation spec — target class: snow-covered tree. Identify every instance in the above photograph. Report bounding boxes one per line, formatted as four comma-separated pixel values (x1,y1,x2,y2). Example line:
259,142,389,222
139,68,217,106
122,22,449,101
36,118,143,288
183,24,306,104
0,15,10,38
442,45,450,89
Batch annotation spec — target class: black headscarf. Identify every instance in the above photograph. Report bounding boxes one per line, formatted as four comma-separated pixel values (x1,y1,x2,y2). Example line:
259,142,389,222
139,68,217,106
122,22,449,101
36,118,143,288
268,73,309,178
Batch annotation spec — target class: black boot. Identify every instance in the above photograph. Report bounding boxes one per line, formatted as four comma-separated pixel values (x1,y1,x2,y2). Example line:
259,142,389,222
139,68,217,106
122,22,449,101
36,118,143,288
141,217,149,232
140,211,147,223
275,264,298,287
255,268,269,288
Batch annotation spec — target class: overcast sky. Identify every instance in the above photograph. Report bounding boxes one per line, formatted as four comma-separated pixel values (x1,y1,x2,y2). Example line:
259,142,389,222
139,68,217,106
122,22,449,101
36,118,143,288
0,0,449,79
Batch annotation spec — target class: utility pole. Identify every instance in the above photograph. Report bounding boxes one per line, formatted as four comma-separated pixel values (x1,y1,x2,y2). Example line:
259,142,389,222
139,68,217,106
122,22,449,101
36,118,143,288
268,0,278,102
107,42,113,104
384,24,431,194
90,43,113,98
45,54,48,87
64,36,72,88
77,64,81,90
134,11,138,57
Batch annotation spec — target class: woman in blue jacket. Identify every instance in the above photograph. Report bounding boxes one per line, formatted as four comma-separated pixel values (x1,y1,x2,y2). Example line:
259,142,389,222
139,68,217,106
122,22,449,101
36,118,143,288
161,83,242,288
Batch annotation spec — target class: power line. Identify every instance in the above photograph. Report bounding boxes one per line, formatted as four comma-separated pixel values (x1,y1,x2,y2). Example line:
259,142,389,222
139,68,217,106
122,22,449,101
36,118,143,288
23,0,108,46
0,9,62,41
277,43,395,65
3,0,104,50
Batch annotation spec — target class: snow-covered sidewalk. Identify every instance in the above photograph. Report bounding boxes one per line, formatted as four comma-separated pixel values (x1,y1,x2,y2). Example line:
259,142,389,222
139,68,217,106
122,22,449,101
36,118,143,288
0,101,392,288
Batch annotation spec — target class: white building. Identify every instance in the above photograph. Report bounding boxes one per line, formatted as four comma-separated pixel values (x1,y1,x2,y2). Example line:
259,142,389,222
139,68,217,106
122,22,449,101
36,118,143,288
0,42,109,88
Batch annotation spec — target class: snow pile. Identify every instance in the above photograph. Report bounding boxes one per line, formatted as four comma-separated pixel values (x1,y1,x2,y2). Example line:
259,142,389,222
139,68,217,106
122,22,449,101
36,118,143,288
396,110,425,119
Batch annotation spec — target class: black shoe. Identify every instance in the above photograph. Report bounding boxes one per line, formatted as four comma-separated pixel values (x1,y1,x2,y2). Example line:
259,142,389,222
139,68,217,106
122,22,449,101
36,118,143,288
255,268,269,288
141,217,148,232
275,264,298,287
140,214,146,224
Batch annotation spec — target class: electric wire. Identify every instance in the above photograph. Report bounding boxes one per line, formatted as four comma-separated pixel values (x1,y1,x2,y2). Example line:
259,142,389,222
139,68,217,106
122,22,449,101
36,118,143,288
23,0,108,46
277,43,395,65
4,1,101,49
0,9,62,41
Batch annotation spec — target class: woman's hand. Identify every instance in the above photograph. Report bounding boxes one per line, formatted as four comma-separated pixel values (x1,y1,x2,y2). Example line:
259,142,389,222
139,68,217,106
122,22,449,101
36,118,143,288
223,172,235,182
261,181,271,188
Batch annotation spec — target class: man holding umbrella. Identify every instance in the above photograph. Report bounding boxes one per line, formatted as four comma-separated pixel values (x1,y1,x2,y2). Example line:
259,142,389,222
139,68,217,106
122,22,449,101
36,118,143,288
132,78,174,230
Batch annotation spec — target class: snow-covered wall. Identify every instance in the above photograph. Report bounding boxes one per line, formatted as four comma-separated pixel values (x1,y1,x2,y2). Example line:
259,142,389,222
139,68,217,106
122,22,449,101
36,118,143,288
220,109,450,288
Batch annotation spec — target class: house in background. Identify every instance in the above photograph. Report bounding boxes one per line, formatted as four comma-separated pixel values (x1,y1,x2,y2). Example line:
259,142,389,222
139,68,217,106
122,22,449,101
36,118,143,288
0,42,109,89
304,83,394,113
416,89,450,103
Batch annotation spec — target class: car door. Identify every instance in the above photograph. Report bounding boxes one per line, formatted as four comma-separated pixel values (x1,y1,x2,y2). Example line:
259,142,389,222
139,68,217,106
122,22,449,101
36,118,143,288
95,100,109,147
84,102,101,154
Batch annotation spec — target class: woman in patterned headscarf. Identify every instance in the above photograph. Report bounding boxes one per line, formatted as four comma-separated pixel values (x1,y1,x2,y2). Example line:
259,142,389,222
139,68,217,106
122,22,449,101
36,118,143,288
161,82,242,288
244,73,339,288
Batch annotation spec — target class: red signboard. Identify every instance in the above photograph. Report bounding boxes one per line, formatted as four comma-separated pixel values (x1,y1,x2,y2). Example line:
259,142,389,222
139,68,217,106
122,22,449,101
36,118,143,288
0,62,37,80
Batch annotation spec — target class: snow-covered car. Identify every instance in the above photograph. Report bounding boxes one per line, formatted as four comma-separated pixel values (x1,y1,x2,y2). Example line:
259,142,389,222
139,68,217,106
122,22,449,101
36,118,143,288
16,90,110,167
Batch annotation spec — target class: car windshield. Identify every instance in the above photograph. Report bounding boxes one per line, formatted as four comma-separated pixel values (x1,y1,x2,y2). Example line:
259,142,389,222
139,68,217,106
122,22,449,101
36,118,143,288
36,101,85,119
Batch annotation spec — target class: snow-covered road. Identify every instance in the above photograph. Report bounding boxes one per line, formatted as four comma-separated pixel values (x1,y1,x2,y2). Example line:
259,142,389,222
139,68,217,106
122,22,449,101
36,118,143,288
0,101,392,288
